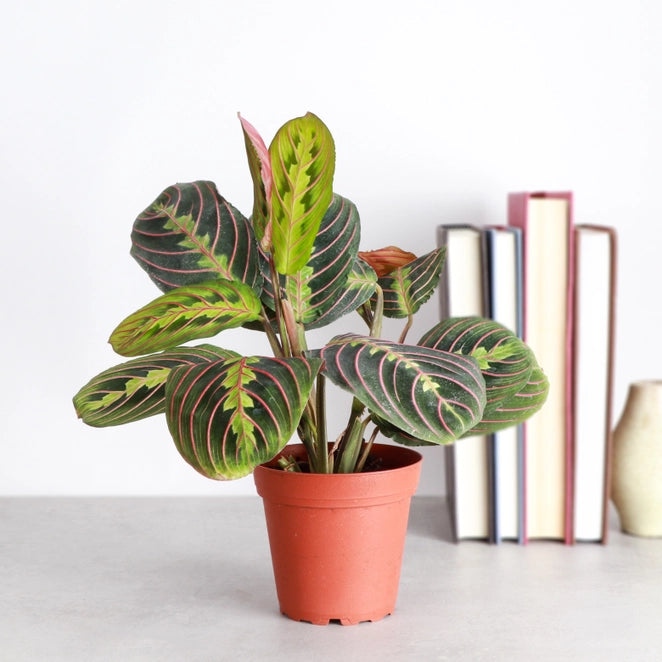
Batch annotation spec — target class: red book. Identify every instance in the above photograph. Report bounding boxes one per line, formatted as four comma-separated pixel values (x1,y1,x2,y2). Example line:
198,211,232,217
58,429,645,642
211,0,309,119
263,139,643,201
508,192,574,544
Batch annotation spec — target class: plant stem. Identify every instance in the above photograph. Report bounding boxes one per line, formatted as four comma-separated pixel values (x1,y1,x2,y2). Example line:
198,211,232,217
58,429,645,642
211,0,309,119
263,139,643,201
358,301,373,329
370,285,384,338
281,299,303,357
266,253,323,467
277,455,302,472
313,372,329,473
267,257,292,357
330,286,386,473
297,411,318,464
335,398,368,473
261,307,283,357
355,424,379,473
398,314,413,344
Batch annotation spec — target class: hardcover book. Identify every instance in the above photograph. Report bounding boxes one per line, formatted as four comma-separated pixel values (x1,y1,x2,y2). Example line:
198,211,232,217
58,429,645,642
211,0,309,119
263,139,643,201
572,225,617,543
483,226,524,543
437,224,493,542
508,192,574,543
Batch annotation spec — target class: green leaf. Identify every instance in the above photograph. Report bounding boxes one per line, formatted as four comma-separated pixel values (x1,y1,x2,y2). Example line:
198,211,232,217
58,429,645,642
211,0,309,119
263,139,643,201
131,181,263,294
165,356,323,480
369,414,437,447
378,247,446,319
463,365,549,436
109,279,262,357
314,334,486,444
305,256,378,330
242,255,377,334
284,194,361,324
418,316,549,432
255,196,375,330
73,345,238,427
269,113,335,275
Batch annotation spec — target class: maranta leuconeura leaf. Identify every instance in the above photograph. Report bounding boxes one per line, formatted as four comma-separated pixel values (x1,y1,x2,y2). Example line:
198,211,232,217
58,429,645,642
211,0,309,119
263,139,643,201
73,345,238,427
109,279,262,357
165,356,322,479
269,113,335,275
131,180,262,294
313,334,486,444
418,316,549,434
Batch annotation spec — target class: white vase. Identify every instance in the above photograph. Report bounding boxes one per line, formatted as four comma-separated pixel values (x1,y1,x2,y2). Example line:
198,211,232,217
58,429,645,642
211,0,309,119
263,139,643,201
611,380,662,537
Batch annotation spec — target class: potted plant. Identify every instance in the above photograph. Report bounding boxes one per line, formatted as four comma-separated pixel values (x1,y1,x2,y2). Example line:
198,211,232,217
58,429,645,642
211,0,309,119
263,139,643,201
73,112,548,625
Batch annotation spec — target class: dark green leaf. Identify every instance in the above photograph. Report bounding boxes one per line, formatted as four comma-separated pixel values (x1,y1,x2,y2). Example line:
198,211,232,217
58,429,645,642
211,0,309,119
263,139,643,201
165,356,322,480
255,195,374,330
463,365,549,436
418,316,548,432
284,194,361,325
73,345,237,427
379,247,446,319
306,256,378,329
131,180,262,294
314,334,486,444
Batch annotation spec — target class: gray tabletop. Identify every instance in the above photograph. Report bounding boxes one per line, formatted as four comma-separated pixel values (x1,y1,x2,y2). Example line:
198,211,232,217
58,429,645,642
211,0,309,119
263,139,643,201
1,497,660,661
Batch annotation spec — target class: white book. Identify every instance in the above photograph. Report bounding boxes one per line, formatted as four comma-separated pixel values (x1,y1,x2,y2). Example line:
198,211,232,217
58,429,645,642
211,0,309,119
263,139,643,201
437,225,491,542
573,225,616,542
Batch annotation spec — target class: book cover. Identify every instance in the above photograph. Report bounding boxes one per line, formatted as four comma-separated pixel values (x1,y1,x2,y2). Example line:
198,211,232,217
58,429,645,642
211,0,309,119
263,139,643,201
437,224,493,542
483,226,525,543
508,192,574,544
572,225,617,543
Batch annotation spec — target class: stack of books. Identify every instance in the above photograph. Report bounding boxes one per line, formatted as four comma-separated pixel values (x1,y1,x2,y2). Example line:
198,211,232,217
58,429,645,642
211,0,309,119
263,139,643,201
438,192,617,544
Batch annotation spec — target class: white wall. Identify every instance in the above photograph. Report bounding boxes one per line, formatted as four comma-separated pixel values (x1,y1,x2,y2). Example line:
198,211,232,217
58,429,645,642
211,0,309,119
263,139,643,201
3,0,660,495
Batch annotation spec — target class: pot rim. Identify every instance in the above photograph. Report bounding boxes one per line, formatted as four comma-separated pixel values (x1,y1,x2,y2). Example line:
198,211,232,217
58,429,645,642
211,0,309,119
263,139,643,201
253,443,423,506
257,442,423,475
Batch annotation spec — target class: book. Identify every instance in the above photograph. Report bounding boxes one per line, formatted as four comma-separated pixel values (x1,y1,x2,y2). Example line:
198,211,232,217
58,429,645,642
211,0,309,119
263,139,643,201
572,225,617,543
507,192,574,543
483,226,525,543
437,224,493,542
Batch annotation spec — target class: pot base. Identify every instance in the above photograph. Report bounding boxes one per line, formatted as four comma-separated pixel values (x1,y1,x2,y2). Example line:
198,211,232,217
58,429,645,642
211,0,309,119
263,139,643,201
281,610,391,626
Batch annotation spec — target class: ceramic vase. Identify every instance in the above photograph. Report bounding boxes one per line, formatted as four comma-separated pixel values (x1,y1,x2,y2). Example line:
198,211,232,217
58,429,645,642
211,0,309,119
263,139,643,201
611,380,662,537
254,443,422,625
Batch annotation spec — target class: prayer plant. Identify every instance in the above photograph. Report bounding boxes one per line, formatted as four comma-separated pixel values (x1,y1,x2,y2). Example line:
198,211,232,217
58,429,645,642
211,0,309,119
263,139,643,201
73,113,549,478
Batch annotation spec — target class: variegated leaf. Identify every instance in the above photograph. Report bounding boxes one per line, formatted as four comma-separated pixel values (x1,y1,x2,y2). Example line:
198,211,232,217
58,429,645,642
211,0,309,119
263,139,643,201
418,316,549,434
242,257,376,334
109,279,262,357
239,114,273,250
379,247,446,319
165,356,322,480
255,195,372,329
418,316,537,417
269,113,335,275
370,413,437,447
314,334,486,444
306,256,378,330
283,194,362,324
73,345,239,427
462,365,549,436
131,181,262,294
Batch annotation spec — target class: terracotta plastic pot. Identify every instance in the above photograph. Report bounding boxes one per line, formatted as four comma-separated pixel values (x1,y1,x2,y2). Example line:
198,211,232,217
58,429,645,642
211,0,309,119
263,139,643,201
253,443,423,625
